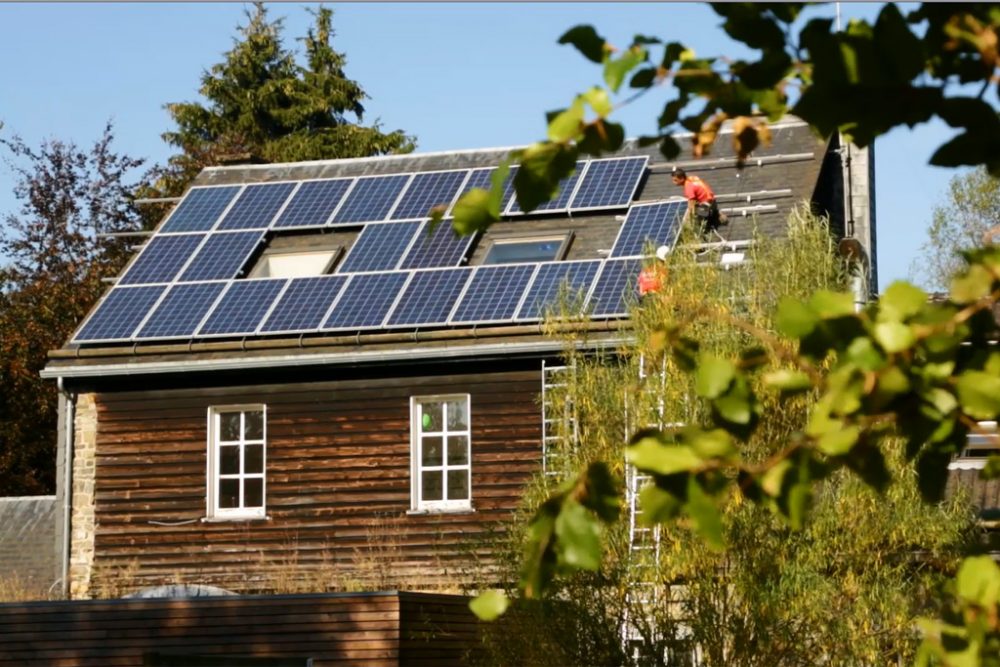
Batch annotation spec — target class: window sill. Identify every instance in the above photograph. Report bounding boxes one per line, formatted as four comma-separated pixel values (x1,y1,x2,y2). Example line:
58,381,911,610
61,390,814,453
407,507,475,516
201,514,271,523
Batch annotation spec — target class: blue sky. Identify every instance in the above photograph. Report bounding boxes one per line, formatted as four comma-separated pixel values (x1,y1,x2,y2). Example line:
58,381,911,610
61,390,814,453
0,3,967,291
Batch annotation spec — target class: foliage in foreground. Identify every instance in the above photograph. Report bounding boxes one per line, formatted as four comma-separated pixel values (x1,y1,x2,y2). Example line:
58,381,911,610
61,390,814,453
476,214,980,666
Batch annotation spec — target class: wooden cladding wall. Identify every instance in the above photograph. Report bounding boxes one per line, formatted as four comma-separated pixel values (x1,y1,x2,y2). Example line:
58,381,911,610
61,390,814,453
0,592,479,667
89,367,541,593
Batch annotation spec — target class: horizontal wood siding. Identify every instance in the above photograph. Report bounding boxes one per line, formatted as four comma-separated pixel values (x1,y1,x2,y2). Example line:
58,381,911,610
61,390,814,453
0,592,478,667
91,368,541,592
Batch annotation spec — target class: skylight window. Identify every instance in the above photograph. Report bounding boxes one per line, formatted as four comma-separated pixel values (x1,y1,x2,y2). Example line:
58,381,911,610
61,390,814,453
249,248,341,279
482,232,572,265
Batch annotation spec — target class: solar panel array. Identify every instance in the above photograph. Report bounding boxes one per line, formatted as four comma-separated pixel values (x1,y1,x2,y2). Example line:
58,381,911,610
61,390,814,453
73,155,663,344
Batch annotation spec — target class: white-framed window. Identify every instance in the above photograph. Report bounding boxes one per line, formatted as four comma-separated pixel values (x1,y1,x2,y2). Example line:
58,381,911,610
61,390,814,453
411,395,472,511
950,421,1000,470
482,232,573,265
207,405,267,519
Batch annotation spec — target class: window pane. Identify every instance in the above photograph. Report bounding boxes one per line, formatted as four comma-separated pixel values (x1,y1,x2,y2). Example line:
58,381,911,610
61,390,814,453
447,436,469,465
447,470,469,501
422,436,443,466
420,402,442,431
484,239,562,264
422,471,443,501
447,399,468,430
244,478,264,509
220,445,240,475
244,410,264,440
219,413,241,441
245,444,264,473
219,479,240,508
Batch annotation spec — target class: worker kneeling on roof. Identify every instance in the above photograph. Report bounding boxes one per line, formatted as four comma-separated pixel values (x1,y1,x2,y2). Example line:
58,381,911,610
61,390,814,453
672,168,727,241
638,245,671,299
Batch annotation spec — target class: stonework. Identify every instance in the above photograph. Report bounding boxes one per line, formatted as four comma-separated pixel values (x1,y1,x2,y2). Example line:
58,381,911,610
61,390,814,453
69,393,97,599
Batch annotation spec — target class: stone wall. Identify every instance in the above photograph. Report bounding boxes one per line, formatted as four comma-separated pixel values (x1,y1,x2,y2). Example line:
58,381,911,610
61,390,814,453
69,393,97,599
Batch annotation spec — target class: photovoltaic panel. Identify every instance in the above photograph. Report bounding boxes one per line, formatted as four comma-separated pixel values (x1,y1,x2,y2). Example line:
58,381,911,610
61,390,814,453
178,231,264,282
450,264,537,324
398,220,475,270
570,157,648,210
386,268,472,327
197,279,287,336
390,170,468,220
135,282,227,339
216,182,296,231
498,166,519,215
73,285,166,342
338,221,421,273
118,234,205,285
589,258,642,317
159,186,241,233
272,178,353,229
460,168,495,196
259,275,349,333
517,260,601,320
507,161,585,215
610,201,685,258
331,174,410,224
322,272,409,330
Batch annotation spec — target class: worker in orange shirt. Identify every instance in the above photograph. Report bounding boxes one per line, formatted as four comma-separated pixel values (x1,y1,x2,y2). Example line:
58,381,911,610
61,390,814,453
638,246,670,300
672,168,726,242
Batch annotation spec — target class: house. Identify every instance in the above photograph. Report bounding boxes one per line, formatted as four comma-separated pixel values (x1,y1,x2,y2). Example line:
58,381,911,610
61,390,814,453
39,116,875,602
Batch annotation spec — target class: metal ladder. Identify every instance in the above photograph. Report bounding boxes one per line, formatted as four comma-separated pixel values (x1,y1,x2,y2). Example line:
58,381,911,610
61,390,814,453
541,359,577,480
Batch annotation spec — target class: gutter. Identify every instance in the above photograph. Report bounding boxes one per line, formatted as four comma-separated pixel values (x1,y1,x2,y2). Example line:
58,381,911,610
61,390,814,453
42,335,632,380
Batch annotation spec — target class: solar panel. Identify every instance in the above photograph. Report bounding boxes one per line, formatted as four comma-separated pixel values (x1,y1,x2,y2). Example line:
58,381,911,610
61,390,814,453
398,220,475,270
460,168,495,196
331,174,410,225
197,279,287,336
570,157,648,210
118,234,206,285
386,268,472,327
178,231,265,282
322,272,409,330
272,178,353,229
517,260,601,320
135,282,227,339
338,221,422,273
507,161,585,215
259,275,349,333
216,182,296,231
159,186,241,233
390,170,468,220
610,201,685,258
589,258,642,317
73,285,166,342
450,264,537,324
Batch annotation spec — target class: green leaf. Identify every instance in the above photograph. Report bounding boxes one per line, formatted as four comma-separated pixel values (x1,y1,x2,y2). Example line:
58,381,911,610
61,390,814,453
695,355,736,398
873,321,916,353
554,500,602,571
469,590,509,621
817,425,860,456
580,86,613,117
846,336,886,371
685,477,724,550
687,427,737,460
879,281,927,321
762,369,812,394
558,25,607,64
579,462,620,523
956,370,1000,420
713,379,755,426
950,264,995,304
629,67,657,89
809,290,856,319
639,481,684,524
451,189,498,236
547,101,584,142
627,437,703,475
956,555,1000,607
786,480,810,530
776,297,818,338
603,46,647,93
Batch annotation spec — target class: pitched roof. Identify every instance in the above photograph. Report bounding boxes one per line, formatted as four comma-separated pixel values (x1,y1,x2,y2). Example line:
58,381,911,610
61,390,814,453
45,117,834,378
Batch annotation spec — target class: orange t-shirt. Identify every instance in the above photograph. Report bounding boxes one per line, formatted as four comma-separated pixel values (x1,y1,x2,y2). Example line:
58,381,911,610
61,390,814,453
683,175,714,203
638,265,666,296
